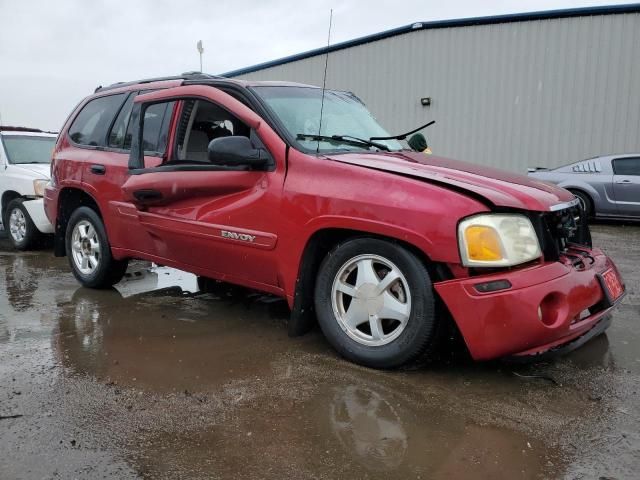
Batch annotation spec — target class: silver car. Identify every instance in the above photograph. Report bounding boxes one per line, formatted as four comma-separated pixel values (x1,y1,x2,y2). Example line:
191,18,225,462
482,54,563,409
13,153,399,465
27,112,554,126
528,154,640,220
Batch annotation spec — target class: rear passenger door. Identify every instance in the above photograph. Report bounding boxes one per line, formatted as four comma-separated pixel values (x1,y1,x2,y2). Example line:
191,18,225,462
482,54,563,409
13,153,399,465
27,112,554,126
66,92,135,247
612,157,640,217
120,85,287,291
65,91,175,253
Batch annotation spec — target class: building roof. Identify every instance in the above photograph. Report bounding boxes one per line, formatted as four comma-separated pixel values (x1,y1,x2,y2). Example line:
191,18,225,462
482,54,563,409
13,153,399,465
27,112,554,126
0,126,57,135
223,3,640,77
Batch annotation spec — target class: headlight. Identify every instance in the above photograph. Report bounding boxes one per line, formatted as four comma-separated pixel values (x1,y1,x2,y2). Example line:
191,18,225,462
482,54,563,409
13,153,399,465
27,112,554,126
33,179,48,197
458,214,542,267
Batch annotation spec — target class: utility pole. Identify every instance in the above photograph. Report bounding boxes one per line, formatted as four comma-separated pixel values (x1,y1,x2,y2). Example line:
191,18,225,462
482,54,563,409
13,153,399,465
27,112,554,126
197,40,204,72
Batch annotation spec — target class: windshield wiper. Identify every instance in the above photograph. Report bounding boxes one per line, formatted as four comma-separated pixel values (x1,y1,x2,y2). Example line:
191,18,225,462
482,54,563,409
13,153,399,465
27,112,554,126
296,133,390,152
369,120,435,141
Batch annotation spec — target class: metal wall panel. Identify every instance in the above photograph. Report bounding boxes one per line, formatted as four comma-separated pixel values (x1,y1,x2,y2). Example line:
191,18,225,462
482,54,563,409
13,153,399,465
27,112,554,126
234,13,640,173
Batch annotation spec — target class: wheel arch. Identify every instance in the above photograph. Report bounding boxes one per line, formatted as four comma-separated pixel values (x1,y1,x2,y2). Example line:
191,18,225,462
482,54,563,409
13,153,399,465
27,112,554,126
557,181,599,203
1,190,22,217
54,187,102,256
563,186,596,214
288,227,452,337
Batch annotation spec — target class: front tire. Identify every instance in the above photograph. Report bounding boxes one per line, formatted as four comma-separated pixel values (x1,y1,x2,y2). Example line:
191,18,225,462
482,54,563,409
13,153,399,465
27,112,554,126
314,238,437,368
4,198,41,250
65,207,128,288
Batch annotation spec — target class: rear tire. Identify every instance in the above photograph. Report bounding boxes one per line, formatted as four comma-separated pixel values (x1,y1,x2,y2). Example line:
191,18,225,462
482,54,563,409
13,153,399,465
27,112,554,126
314,238,437,369
65,206,128,288
4,198,41,250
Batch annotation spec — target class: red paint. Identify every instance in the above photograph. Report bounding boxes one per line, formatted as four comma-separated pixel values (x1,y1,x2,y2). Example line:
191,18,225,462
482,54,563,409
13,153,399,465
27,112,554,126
326,151,575,212
45,79,625,361
435,247,621,360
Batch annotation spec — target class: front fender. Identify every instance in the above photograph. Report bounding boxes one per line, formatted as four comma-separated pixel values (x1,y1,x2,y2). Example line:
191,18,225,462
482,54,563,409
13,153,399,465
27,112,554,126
284,218,438,338
0,166,45,200
303,215,435,258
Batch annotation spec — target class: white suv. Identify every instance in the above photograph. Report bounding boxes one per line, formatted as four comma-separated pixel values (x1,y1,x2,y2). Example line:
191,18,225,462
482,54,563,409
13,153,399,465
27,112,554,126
0,127,57,249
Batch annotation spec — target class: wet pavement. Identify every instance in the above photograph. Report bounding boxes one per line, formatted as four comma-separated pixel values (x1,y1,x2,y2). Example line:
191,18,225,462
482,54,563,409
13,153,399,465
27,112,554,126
0,224,638,479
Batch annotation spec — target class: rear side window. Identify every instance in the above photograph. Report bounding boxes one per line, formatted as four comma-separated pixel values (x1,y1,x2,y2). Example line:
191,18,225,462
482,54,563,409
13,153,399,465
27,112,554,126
108,93,135,149
68,94,126,146
140,102,175,155
613,158,640,176
117,100,175,155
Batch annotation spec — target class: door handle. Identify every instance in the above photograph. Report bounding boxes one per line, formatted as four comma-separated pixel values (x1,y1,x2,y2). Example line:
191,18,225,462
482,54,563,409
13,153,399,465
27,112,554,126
133,189,163,202
90,164,106,175
615,179,632,184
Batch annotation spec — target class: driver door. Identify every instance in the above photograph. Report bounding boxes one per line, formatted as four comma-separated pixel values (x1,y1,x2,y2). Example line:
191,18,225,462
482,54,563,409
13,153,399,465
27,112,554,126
120,85,287,291
612,157,640,217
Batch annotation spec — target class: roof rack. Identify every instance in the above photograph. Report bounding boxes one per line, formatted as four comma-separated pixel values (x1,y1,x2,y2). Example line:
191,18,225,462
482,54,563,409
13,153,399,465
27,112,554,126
95,72,222,93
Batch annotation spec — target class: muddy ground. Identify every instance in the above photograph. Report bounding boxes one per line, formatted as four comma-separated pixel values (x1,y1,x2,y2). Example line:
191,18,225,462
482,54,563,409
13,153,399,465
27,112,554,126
0,223,638,479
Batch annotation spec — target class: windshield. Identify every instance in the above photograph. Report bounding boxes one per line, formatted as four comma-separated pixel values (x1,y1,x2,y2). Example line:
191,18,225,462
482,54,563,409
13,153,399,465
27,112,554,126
2,135,56,164
252,86,403,153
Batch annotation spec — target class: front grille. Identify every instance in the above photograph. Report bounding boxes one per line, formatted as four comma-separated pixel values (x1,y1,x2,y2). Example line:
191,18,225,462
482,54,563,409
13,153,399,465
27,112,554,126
529,205,592,262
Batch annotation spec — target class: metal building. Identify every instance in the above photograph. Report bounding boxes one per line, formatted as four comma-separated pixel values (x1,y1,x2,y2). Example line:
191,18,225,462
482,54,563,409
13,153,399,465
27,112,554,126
224,4,640,173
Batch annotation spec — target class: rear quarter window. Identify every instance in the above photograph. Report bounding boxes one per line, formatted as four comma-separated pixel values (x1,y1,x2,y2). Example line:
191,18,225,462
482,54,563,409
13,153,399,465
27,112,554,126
68,94,126,147
108,93,135,149
570,160,602,173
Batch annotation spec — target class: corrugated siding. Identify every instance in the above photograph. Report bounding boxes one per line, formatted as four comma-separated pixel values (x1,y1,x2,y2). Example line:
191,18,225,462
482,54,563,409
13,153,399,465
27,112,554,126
234,13,640,173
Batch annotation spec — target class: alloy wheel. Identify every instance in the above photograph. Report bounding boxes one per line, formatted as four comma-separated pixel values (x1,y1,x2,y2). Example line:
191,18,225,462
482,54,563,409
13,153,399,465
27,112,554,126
71,220,101,275
331,254,412,347
577,195,587,212
9,207,27,243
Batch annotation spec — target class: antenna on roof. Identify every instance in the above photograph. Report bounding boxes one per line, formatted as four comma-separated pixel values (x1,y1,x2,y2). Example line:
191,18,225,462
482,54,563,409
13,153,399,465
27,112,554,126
316,9,333,154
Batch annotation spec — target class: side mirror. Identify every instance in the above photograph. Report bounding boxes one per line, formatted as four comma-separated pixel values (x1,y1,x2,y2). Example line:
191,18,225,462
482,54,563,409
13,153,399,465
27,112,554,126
208,136,268,168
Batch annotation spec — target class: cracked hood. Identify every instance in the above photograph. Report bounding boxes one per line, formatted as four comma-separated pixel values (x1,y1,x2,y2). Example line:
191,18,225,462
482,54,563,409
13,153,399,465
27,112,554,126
325,151,575,211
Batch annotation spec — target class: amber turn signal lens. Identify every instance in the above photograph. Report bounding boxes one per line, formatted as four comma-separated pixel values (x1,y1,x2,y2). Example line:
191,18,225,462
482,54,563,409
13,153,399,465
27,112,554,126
464,226,503,262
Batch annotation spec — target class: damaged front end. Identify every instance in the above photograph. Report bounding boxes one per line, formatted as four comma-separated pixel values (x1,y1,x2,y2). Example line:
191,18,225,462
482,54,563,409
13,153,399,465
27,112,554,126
529,199,592,262
434,198,625,361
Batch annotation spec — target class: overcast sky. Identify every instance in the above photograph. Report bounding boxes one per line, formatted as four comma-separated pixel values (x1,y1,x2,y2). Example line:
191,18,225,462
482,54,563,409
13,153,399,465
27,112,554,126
0,0,632,130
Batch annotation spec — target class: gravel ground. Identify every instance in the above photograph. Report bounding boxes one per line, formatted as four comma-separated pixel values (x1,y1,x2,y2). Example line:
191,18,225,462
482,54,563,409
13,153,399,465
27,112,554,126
0,223,638,479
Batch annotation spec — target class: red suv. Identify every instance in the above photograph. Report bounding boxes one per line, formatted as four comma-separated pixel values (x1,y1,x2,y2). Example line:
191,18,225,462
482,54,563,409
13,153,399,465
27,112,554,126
45,73,625,368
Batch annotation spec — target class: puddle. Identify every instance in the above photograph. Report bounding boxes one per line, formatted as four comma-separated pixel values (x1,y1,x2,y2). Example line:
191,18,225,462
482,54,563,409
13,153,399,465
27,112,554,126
53,285,296,392
307,383,552,479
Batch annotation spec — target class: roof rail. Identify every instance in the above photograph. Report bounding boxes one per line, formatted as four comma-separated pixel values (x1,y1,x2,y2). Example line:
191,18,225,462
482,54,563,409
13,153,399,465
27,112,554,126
95,72,222,93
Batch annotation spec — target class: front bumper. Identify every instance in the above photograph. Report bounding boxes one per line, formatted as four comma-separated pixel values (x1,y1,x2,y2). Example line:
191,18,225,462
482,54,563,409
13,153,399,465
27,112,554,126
43,185,66,256
434,247,624,361
43,184,58,225
22,198,54,234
